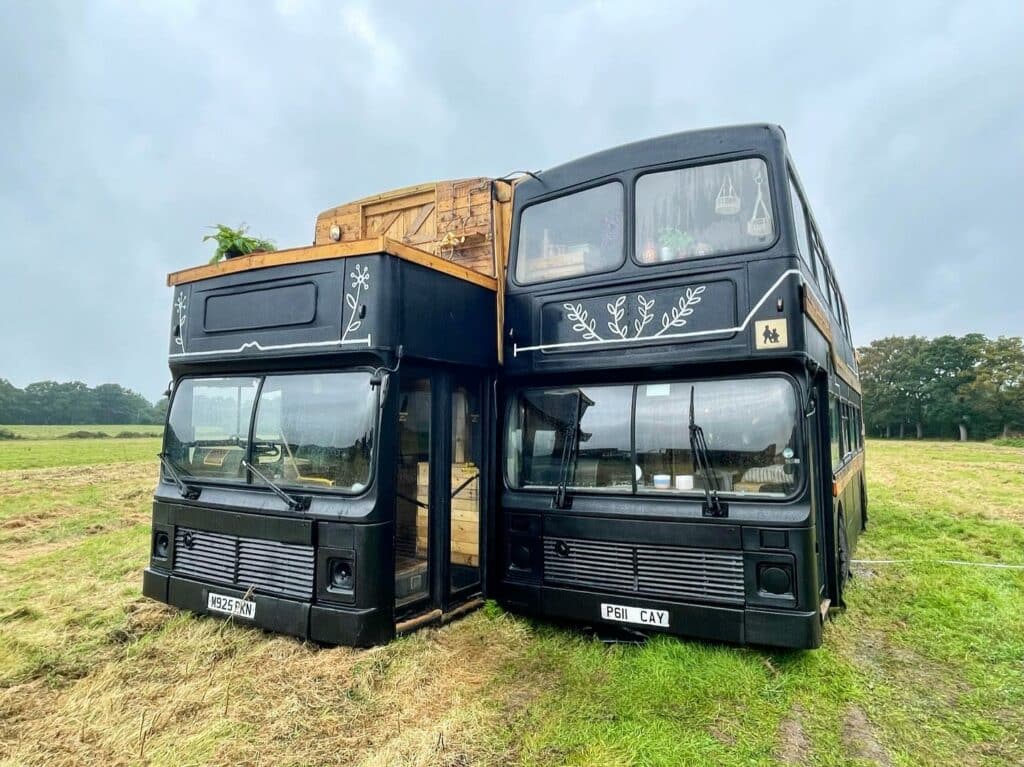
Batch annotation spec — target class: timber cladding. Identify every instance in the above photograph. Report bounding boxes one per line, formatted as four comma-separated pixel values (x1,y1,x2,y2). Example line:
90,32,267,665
415,462,481,567
802,286,862,395
315,178,499,278
833,451,865,497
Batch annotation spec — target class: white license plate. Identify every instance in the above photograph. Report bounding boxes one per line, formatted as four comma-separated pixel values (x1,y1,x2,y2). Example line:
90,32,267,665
207,592,256,620
600,602,669,628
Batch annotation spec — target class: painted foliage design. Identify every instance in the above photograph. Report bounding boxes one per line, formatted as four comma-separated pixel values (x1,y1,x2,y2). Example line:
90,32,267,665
342,263,371,343
174,291,188,353
562,285,706,343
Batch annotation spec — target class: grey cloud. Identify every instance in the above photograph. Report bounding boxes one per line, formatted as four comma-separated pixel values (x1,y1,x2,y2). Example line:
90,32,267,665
1,0,1021,398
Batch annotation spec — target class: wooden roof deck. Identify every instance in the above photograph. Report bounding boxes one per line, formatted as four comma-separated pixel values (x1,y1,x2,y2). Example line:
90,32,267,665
166,236,499,291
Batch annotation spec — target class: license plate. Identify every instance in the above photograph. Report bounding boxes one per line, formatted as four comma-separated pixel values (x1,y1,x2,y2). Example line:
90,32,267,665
207,592,256,620
600,602,669,628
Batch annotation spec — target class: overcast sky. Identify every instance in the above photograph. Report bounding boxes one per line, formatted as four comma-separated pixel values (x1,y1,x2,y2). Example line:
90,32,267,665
1,0,1022,400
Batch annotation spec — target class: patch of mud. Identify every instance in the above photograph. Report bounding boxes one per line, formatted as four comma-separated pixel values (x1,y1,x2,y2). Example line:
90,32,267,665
775,704,810,765
709,722,738,747
853,630,971,704
842,705,892,765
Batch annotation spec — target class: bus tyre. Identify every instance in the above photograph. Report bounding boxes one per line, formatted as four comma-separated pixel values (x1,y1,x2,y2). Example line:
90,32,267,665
838,513,852,593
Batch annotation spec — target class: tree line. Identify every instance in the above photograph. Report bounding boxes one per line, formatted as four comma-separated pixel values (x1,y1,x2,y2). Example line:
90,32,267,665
0,379,167,425
857,335,1024,440
3,334,1022,439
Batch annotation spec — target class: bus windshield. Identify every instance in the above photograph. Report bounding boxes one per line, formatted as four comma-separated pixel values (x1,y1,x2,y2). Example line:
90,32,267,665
164,372,377,493
506,377,801,499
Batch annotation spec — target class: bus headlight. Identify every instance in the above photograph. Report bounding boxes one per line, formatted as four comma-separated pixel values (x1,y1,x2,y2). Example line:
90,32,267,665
328,558,355,592
153,530,170,560
758,564,793,596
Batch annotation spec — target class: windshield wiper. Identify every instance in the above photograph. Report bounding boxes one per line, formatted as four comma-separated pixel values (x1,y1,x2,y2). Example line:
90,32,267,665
688,386,727,518
242,460,311,512
158,453,201,500
553,391,583,510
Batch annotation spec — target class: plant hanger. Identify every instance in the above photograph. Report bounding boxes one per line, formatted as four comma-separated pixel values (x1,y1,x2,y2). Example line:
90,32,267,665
746,169,771,237
715,174,741,215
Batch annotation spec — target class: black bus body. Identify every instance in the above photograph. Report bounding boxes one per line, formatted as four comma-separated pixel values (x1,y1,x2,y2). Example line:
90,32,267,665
143,251,496,646
496,124,866,649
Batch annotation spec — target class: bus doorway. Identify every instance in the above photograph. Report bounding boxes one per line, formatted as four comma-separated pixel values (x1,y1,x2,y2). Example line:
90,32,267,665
394,369,485,622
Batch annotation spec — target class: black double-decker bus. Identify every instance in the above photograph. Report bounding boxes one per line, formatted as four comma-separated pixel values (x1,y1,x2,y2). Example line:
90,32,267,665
495,124,866,649
143,239,499,647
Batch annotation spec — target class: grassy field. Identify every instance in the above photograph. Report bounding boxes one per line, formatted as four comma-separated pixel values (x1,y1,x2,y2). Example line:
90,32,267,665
0,439,1021,766
0,424,164,439
0,438,161,471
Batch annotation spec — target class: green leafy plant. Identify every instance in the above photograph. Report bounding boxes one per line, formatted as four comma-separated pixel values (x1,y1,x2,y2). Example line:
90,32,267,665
204,224,276,264
658,227,694,252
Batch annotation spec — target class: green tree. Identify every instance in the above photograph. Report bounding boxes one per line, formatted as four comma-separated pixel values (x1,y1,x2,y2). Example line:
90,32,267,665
920,334,987,441
0,378,28,423
969,337,1024,438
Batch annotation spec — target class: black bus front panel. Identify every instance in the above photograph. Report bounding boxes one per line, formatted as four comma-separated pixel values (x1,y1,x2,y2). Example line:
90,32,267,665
143,495,396,647
496,493,823,650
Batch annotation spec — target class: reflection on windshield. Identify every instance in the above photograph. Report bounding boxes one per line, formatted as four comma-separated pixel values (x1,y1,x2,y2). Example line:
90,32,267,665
163,372,376,493
507,378,800,498
252,373,375,492
636,380,799,496
164,377,259,481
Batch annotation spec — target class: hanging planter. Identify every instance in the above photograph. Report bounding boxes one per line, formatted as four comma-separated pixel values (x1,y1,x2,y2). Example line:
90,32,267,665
715,175,741,215
746,171,772,237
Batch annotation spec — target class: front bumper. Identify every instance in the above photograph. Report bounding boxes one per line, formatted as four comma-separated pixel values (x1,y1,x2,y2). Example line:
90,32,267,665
143,568,393,647
499,581,822,649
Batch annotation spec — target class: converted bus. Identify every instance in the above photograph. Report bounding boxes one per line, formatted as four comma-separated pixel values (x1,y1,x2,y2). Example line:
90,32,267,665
143,180,513,646
496,124,865,649
145,125,865,649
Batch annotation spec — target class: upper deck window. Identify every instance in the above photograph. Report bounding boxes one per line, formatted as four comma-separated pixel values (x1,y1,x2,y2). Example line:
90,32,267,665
515,182,624,284
635,158,775,264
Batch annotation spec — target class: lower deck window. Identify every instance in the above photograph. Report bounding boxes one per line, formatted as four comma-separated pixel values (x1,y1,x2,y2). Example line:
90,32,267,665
164,377,259,481
252,373,376,492
164,372,376,493
506,377,801,499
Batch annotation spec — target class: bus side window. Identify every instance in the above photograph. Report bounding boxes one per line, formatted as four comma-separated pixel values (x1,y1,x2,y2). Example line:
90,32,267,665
829,395,841,470
789,176,812,272
841,403,851,458
812,230,827,293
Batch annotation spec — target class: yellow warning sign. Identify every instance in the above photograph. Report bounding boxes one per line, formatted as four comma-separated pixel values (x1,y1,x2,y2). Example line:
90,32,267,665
755,319,789,350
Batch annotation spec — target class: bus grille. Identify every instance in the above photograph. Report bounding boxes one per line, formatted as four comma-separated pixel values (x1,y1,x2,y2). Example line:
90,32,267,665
543,537,745,605
173,527,315,600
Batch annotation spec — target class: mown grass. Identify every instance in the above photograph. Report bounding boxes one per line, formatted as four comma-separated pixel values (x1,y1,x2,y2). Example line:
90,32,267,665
993,437,1024,448
0,439,1022,766
0,424,164,440
0,437,161,470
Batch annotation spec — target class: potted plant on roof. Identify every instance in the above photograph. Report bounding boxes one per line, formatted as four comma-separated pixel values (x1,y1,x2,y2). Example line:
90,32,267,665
204,224,276,264
658,228,693,261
